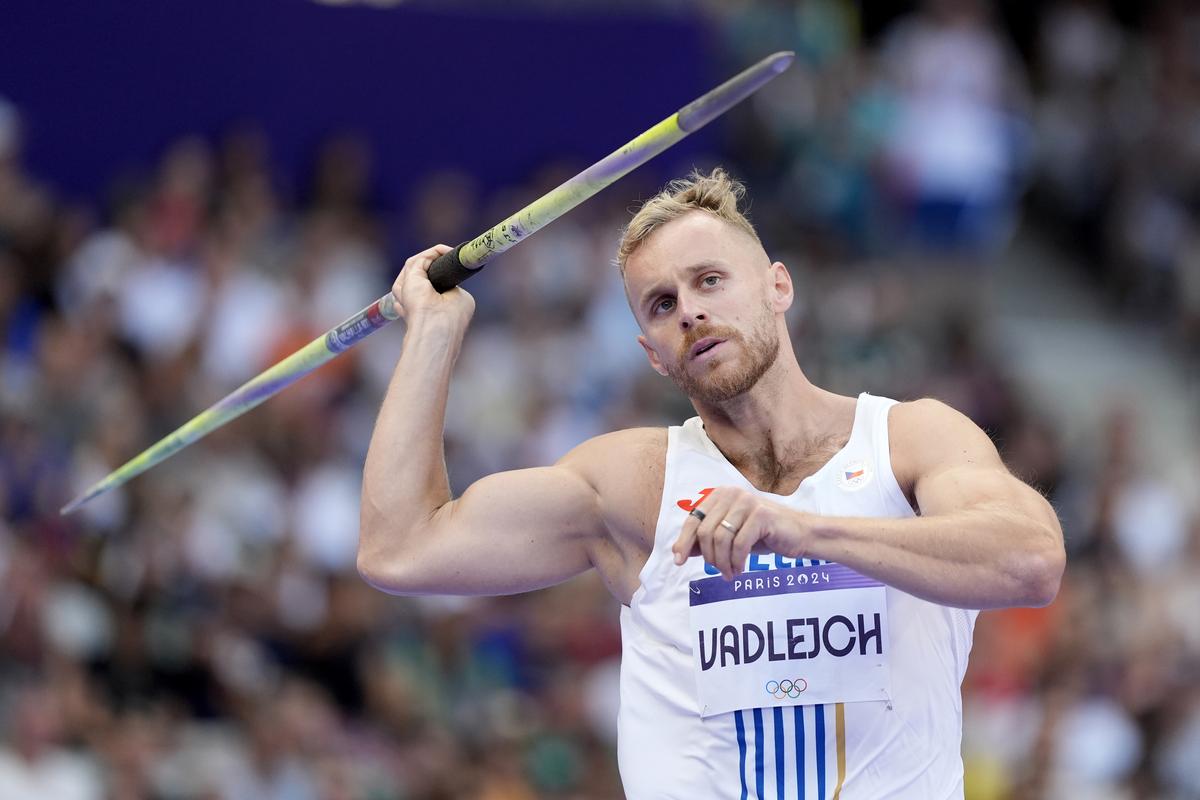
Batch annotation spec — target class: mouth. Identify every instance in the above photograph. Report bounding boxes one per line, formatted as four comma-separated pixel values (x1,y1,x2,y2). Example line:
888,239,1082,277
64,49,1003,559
689,338,725,360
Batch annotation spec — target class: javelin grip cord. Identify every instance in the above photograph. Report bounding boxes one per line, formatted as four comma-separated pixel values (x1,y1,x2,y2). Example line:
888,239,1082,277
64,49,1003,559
427,244,474,293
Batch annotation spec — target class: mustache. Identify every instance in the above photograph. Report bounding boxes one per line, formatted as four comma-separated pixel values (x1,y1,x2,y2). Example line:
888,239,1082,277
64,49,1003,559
677,324,741,360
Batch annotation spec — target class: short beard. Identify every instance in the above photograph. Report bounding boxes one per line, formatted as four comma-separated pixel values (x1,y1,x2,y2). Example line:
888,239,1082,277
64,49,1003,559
663,306,780,405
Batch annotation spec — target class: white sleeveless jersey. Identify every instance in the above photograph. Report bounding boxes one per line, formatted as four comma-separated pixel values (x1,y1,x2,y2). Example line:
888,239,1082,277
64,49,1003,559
617,393,978,799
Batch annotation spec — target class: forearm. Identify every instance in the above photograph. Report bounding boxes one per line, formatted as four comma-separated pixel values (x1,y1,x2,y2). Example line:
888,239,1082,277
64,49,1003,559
676,402,1067,608
803,505,1064,609
360,317,464,548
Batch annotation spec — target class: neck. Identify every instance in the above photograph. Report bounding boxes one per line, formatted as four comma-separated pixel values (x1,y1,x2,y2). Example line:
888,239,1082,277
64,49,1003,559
691,356,847,488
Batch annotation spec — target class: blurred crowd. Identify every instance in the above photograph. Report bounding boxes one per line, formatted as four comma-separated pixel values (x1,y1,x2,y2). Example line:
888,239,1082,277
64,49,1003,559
1026,0,1200,358
2,1,1199,798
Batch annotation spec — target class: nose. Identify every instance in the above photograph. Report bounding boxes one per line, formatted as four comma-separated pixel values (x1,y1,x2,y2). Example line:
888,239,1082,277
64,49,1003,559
677,293,707,330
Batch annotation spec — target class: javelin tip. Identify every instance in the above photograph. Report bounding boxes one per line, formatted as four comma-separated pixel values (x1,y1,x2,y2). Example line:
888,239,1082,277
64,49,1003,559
60,489,95,516
60,474,116,515
765,50,796,73
677,50,796,133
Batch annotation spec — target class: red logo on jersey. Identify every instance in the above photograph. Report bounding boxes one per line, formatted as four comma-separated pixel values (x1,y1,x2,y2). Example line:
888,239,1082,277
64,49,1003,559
676,487,715,512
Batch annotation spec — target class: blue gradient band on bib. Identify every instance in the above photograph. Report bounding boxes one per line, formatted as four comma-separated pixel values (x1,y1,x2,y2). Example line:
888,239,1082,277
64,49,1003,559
689,563,882,607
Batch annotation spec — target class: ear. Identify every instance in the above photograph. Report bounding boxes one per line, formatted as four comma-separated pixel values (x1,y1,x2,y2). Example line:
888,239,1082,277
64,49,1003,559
638,335,669,376
768,261,794,313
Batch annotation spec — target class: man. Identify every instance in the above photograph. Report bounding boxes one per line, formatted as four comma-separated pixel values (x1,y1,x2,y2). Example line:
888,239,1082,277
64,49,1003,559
358,169,1064,798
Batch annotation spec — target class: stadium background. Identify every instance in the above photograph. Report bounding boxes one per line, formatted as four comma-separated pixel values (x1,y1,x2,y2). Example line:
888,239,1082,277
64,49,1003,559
2,0,1199,797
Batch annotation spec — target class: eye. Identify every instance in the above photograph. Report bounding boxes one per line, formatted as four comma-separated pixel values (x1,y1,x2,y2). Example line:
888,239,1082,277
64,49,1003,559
701,274,721,287
653,297,676,315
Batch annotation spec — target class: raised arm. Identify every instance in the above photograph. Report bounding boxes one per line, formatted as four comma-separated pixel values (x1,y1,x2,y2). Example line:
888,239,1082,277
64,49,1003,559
673,399,1065,609
357,246,604,596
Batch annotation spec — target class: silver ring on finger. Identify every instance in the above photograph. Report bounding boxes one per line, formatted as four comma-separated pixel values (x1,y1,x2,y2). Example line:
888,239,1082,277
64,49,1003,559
719,518,738,533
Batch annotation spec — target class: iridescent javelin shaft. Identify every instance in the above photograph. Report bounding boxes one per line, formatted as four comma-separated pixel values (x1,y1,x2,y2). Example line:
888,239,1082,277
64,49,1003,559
451,51,795,272
61,51,795,515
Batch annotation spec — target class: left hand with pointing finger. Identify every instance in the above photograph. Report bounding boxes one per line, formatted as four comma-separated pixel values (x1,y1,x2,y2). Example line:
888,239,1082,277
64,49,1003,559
673,487,813,581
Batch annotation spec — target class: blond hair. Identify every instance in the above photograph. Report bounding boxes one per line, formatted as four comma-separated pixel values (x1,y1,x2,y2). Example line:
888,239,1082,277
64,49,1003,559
616,168,761,275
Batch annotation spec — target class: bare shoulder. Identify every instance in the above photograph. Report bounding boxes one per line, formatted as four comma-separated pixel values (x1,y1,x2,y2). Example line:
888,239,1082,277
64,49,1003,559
889,397,982,439
558,426,667,497
888,398,1004,492
559,427,665,551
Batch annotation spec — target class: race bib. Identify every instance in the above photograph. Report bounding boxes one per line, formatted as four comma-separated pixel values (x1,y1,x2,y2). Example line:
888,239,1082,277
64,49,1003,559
688,563,891,717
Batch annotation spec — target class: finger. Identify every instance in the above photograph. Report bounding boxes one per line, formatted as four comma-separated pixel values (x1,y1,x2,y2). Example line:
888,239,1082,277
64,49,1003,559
700,491,748,578
715,495,757,579
729,509,764,574
718,522,743,578
674,489,720,565
694,493,736,573
674,494,714,565
393,245,456,305
398,244,453,287
406,244,454,275
673,509,700,565
402,244,454,271
720,497,759,575
711,515,736,580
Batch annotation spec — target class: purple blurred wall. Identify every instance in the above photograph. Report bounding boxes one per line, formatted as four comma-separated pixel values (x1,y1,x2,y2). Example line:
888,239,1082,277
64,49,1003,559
0,1,716,207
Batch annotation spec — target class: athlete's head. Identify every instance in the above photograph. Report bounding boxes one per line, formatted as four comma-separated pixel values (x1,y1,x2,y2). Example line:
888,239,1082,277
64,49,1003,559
618,169,795,405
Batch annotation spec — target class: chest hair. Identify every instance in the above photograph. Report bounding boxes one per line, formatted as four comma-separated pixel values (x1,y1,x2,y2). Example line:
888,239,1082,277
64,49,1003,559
739,430,849,494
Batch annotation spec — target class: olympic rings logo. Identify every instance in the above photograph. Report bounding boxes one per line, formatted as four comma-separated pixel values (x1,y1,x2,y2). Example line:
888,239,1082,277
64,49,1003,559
765,678,808,699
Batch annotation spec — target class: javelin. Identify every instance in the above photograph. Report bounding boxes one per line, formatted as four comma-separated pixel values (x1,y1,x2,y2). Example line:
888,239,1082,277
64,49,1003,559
61,51,795,515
